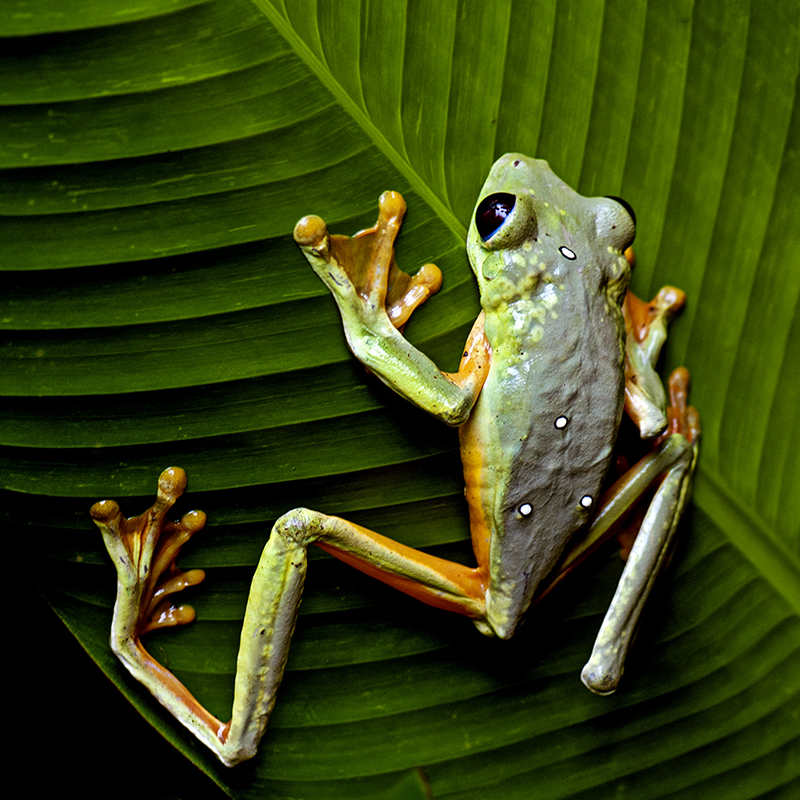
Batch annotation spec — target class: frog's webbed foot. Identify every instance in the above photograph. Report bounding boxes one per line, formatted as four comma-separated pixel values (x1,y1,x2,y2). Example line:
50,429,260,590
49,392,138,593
294,191,442,332
91,470,236,761
294,194,489,426
91,467,206,643
624,286,687,438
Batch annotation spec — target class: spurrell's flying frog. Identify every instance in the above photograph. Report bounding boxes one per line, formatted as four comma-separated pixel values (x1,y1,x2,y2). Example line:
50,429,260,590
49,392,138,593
92,154,699,766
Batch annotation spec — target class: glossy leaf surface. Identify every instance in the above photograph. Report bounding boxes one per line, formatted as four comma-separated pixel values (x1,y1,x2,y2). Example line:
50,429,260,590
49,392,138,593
2,1,798,798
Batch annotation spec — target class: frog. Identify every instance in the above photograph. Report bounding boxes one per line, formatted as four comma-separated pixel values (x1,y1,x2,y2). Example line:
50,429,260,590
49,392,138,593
91,154,699,766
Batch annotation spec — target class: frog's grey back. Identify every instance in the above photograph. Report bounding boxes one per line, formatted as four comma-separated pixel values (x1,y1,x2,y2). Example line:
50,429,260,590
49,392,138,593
474,261,626,638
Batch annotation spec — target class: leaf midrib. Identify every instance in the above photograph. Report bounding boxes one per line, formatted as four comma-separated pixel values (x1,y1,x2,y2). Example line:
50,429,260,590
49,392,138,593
255,0,468,242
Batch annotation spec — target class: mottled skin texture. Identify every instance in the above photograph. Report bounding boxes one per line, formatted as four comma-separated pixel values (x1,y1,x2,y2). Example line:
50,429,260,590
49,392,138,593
91,154,698,766
461,156,635,637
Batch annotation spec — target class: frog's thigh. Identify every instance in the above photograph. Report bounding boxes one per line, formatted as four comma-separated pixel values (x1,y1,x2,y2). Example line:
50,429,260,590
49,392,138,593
222,510,487,763
580,432,698,695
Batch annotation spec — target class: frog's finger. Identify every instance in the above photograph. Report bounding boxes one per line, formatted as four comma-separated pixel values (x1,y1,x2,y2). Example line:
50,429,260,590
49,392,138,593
366,191,406,308
625,286,686,364
330,192,412,311
293,215,357,301
386,262,443,328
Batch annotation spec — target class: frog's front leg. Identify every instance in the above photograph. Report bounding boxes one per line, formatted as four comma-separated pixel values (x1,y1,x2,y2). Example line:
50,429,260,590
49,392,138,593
623,284,687,437
294,192,491,425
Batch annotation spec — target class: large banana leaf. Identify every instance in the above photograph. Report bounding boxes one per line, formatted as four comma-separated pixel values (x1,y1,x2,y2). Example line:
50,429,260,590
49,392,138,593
2,1,798,798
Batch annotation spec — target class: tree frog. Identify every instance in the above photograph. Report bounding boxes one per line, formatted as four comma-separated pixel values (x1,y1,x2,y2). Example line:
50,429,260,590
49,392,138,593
91,154,699,766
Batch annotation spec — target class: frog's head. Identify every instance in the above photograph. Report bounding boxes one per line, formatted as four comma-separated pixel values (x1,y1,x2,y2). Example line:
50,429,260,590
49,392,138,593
466,154,635,308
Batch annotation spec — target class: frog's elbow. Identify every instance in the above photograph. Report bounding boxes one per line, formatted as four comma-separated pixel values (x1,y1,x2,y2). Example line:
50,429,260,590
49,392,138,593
624,384,667,438
440,393,476,426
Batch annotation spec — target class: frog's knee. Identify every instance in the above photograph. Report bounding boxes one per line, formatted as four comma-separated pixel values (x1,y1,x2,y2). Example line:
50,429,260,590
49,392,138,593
273,507,326,546
472,618,497,638
664,431,696,466
581,660,621,696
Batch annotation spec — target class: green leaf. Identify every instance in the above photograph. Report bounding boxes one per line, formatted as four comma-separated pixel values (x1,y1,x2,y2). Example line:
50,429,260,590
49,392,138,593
3,1,798,798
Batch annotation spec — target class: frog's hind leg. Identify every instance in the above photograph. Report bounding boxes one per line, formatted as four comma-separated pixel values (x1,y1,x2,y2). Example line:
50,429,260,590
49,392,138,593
221,508,488,763
580,368,700,694
94,477,488,766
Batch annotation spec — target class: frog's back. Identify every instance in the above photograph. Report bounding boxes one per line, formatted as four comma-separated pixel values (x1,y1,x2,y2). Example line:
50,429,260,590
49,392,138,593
461,154,635,637
462,280,626,637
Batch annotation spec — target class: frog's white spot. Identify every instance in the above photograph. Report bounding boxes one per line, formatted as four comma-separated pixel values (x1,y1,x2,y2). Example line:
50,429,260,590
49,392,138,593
580,495,594,509
559,246,577,260
555,415,569,429
518,503,533,517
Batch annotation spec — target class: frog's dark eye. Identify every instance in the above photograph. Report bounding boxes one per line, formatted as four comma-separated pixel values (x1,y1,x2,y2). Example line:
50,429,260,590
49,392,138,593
476,193,516,241
606,196,636,227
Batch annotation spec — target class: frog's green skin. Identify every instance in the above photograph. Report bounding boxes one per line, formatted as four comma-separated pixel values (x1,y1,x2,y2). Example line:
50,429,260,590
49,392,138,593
92,154,699,766
460,156,635,638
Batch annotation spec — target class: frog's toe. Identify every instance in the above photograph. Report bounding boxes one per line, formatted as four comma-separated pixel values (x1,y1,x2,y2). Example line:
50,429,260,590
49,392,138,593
654,286,687,318
158,465,187,503
387,262,443,327
294,215,328,248
581,662,621,696
90,498,121,525
666,367,700,445
378,190,406,224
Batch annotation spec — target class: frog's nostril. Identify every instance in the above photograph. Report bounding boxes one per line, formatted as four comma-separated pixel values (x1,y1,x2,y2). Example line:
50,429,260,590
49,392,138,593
476,192,516,240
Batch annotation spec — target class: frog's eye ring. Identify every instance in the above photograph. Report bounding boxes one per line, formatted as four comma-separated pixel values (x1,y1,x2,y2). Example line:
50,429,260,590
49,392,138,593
475,192,536,249
476,193,516,240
